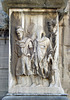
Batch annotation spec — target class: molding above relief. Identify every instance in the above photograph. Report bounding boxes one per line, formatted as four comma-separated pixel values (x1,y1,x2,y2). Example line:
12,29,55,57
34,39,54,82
1,0,68,14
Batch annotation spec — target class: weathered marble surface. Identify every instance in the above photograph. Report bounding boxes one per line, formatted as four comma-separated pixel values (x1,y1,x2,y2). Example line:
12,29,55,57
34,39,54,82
0,0,70,99
1,0,68,14
59,1,70,98
8,9,64,94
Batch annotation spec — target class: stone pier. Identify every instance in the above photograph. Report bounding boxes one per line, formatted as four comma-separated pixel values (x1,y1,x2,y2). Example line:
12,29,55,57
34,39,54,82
1,0,69,100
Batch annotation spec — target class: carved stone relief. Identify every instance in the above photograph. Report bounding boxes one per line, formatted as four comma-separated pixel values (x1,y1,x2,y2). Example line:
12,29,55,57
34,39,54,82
16,26,53,78
9,9,64,93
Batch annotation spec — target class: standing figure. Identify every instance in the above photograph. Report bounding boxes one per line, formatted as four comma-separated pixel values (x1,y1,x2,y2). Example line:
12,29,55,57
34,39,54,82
33,31,53,80
15,26,34,76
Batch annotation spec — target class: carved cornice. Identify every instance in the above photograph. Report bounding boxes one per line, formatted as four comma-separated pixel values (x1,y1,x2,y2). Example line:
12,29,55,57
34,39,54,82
1,0,68,14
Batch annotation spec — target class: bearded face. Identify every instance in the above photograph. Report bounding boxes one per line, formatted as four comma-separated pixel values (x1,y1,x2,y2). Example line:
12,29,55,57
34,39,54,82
16,26,24,40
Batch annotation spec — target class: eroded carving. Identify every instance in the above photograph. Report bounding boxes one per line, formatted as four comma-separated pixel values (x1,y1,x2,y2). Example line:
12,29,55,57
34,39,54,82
11,15,63,90
15,26,34,76
8,9,65,94
15,26,53,82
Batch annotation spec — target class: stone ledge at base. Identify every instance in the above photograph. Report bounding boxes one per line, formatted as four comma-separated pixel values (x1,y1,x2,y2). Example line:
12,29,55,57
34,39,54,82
2,95,69,100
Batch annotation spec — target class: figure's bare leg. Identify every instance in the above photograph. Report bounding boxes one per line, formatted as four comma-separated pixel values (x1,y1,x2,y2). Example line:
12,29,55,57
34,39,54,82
43,78,49,87
26,57,33,75
22,57,26,75
31,75,36,87
26,76,32,87
49,74,55,87
50,69,62,87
